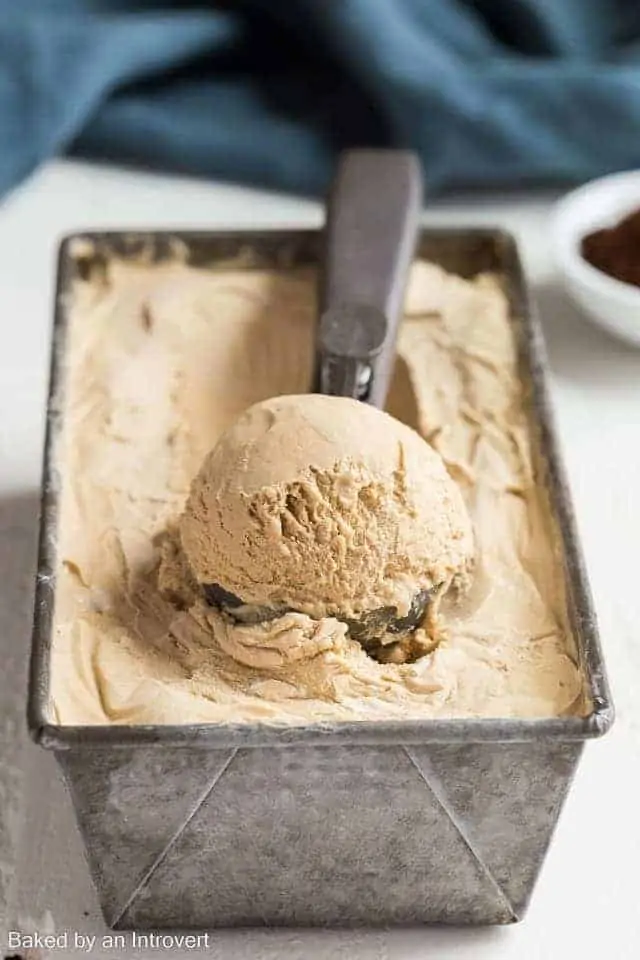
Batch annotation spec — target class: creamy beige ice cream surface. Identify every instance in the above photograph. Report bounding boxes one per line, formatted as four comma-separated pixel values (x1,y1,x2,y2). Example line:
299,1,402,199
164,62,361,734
49,252,587,724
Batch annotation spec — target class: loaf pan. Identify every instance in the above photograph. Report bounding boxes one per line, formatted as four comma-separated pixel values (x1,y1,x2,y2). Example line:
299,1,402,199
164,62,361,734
28,228,613,928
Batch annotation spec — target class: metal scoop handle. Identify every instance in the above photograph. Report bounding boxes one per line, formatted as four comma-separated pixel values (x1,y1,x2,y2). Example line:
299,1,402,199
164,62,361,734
315,149,423,407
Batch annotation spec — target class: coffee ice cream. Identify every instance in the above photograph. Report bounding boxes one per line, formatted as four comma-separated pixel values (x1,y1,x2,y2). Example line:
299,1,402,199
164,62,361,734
180,394,474,634
48,249,588,724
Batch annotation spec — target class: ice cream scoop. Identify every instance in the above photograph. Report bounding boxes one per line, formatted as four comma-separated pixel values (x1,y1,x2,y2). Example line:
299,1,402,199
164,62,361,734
180,394,474,647
312,148,422,406
180,150,473,646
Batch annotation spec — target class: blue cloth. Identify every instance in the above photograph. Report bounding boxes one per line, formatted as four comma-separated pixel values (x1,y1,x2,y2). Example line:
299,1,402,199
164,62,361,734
2,0,640,198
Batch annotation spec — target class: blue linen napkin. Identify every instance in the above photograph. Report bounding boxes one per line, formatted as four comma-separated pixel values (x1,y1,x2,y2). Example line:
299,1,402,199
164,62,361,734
1,0,640,197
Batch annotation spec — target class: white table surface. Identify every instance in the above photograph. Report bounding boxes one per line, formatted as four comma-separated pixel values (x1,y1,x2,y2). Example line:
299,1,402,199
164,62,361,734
2,160,639,960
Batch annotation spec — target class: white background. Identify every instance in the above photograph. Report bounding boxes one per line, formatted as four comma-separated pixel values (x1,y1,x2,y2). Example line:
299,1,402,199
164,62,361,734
1,160,639,959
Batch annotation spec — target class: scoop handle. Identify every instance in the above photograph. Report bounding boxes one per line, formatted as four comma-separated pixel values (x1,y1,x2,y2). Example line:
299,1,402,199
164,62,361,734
314,149,423,407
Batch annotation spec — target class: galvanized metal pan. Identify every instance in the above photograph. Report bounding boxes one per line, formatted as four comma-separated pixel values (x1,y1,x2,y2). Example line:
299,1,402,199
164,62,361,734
26,229,613,928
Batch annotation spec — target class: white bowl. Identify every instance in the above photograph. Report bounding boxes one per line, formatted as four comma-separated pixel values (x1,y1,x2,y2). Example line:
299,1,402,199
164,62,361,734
551,170,640,347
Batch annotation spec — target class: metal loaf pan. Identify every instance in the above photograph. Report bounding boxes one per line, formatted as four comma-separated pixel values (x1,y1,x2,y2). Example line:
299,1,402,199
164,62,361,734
28,228,613,929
